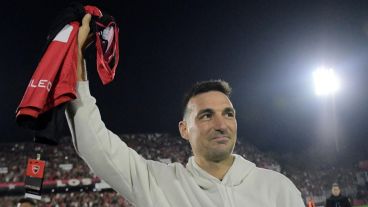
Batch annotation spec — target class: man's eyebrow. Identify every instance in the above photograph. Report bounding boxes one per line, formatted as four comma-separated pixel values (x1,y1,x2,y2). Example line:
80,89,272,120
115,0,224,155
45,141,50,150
224,107,236,113
196,108,214,117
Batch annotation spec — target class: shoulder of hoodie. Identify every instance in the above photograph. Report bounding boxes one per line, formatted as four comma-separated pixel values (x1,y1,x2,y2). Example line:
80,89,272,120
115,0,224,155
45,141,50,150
233,154,296,188
252,166,299,190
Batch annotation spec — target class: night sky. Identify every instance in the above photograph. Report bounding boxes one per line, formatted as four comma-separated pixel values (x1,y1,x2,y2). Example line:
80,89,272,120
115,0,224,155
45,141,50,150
1,0,368,156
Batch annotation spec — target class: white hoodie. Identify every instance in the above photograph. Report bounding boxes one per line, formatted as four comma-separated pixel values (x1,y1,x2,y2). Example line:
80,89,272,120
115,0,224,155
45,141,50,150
66,81,305,207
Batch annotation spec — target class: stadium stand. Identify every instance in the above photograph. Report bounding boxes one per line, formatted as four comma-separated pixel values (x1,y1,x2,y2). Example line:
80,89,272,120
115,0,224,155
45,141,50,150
0,133,367,206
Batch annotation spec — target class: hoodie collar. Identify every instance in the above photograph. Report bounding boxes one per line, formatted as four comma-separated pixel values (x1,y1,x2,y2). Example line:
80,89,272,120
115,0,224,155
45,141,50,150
186,154,256,189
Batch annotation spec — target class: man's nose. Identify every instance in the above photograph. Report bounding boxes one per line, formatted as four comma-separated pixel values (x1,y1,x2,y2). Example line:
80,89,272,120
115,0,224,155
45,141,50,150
212,115,227,131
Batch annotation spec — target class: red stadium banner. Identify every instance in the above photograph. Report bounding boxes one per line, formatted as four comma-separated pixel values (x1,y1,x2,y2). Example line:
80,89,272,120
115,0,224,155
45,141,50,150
0,177,103,196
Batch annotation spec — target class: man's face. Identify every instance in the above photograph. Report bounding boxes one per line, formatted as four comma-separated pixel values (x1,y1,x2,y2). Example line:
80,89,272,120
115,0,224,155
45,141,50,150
331,186,341,196
179,91,237,162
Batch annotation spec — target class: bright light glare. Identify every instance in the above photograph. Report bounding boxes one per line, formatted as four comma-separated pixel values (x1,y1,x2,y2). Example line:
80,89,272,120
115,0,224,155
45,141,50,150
313,67,340,96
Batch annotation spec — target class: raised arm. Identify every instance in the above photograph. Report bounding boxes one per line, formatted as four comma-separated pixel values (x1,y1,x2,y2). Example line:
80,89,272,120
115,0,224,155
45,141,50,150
65,14,155,204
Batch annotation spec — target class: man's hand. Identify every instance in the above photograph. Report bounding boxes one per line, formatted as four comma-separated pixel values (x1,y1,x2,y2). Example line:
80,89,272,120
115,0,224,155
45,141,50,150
77,14,92,81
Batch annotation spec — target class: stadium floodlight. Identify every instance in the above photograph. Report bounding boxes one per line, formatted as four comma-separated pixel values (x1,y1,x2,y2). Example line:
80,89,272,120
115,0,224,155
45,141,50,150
313,67,340,96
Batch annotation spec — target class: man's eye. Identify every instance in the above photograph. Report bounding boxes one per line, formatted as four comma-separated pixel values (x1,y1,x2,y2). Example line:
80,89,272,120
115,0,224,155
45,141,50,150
200,113,212,120
225,111,235,117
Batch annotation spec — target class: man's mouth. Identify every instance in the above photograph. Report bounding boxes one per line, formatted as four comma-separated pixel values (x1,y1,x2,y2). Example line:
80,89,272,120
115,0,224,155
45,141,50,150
211,136,229,143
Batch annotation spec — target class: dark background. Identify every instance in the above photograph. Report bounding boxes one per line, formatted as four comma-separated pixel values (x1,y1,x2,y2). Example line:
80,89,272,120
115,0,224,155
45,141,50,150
1,0,368,158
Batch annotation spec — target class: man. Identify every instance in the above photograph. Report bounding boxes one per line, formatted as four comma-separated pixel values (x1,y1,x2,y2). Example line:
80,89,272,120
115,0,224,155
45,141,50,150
17,198,36,207
66,14,305,206
325,183,352,207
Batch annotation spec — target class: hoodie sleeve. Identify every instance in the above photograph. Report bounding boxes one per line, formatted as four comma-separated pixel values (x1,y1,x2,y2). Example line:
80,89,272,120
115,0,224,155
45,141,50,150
65,81,154,204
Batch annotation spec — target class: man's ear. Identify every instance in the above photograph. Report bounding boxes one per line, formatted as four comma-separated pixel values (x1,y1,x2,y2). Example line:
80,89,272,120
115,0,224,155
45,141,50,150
178,120,189,141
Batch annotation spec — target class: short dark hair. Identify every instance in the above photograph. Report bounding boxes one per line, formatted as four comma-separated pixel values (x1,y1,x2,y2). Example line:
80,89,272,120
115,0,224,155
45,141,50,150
18,198,36,206
332,182,339,187
182,80,232,118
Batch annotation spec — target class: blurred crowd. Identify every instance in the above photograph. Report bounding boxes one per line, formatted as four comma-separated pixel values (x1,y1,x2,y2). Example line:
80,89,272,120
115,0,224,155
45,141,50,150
0,138,91,183
0,133,367,206
1,191,133,207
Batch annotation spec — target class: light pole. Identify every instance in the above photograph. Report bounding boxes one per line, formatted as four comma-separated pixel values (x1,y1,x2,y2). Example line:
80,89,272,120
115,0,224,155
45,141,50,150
313,66,341,152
